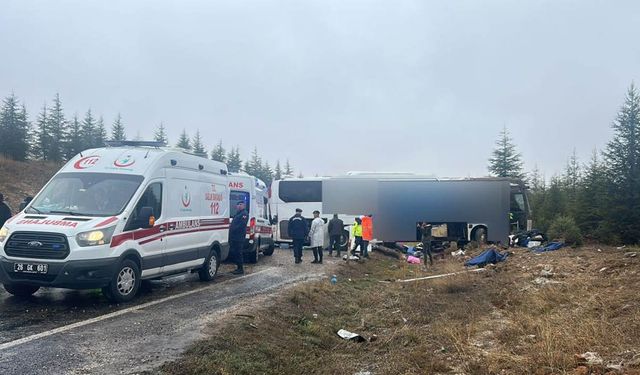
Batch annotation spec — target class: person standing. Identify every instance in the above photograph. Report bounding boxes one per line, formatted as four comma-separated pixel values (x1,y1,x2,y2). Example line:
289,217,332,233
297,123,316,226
309,210,325,264
288,208,308,264
420,222,433,266
327,214,344,257
228,201,249,275
361,214,374,258
0,194,12,229
350,217,363,256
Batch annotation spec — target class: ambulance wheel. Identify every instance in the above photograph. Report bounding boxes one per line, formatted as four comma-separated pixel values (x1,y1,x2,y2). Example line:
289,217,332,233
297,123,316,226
263,241,275,256
199,250,219,281
245,242,259,264
4,283,40,297
103,259,141,303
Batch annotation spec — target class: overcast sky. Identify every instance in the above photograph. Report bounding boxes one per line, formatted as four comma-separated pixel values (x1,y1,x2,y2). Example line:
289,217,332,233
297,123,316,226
1,0,639,178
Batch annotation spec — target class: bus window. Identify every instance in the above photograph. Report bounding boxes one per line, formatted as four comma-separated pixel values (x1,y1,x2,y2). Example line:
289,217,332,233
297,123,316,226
230,191,250,217
278,181,322,202
511,193,525,212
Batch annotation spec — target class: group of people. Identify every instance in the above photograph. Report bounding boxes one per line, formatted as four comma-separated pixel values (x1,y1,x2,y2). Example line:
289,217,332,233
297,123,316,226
287,209,374,264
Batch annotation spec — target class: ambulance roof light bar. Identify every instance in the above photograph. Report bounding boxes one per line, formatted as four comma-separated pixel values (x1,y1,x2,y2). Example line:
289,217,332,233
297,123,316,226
105,140,167,148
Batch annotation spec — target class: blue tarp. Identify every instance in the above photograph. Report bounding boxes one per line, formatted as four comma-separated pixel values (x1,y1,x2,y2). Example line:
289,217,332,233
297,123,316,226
531,242,564,253
465,248,508,267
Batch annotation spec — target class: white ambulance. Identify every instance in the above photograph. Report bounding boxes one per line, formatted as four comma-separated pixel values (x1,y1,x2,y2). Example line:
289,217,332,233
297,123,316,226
228,173,274,263
0,141,230,302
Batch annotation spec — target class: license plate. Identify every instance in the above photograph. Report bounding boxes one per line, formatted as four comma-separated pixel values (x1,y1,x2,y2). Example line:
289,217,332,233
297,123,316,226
14,263,48,274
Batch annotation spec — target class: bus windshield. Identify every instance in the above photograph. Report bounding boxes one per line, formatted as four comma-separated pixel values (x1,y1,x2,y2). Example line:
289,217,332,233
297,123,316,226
27,172,144,217
278,180,322,202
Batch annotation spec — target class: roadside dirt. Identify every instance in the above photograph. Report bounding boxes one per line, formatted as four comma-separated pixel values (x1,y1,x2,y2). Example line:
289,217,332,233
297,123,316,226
158,244,640,375
0,156,60,210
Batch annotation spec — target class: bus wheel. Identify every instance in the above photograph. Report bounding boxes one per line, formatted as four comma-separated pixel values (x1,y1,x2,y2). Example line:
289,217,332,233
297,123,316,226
103,259,141,303
4,283,40,297
340,230,350,251
473,227,487,244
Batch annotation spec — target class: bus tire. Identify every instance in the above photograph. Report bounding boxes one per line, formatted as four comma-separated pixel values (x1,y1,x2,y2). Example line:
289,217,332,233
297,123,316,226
340,230,350,251
473,227,487,244
3,283,40,297
102,259,141,303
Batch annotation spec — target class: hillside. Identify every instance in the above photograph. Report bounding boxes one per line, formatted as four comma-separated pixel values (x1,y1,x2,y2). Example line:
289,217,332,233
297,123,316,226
0,157,61,212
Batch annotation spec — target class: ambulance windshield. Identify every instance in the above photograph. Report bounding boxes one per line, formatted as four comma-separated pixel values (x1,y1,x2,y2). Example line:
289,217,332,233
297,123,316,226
27,172,144,217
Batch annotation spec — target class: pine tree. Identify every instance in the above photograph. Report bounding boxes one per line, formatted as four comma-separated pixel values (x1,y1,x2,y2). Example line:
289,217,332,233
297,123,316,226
244,147,262,176
94,116,107,147
226,146,242,173
111,113,126,141
529,164,545,192
488,127,524,179
274,160,283,180
80,109,96,149
191,130,206,157
603,83,640,243
284,159,294,177
176,129,191,150
210,140,226,163
65,114,83,159
0,93,30,161
20,104,35,160
576,149,609,241
47,93,67,162
33,103,50,160
297,171,304,178
154,123,168,145
260,160,274,185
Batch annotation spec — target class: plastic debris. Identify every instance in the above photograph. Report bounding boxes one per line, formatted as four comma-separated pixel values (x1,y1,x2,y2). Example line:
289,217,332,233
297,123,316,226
337,329,366,342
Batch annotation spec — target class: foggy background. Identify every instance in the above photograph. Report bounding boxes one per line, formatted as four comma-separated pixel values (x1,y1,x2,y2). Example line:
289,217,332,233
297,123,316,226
1,0,639,178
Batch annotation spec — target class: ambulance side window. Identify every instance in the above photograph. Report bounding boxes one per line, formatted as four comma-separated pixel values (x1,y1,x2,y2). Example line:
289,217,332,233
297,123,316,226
126,183,163,231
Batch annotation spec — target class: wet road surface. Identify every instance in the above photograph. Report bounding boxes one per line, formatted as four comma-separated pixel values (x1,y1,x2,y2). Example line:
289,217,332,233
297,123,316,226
0,247,338,374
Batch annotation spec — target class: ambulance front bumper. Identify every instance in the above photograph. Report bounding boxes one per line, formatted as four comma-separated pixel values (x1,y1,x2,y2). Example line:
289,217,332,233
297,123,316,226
0,256,118,289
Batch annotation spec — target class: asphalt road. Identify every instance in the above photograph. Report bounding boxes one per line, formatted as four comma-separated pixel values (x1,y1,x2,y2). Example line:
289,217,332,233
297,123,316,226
0,247,338,374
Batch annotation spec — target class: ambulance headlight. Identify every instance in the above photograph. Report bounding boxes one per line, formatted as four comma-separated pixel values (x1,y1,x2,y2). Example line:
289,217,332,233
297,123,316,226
0,226,8,243
76,226,116,247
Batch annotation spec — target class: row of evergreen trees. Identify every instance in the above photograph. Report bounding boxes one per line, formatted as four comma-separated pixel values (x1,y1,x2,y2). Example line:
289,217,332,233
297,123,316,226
0,93,301,185
487,84,640,244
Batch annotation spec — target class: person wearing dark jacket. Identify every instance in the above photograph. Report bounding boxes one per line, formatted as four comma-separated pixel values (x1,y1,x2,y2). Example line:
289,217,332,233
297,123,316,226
327,214,344,256
0,194,12,229
229,201,249,275
288,208,308,264
420,222,433,266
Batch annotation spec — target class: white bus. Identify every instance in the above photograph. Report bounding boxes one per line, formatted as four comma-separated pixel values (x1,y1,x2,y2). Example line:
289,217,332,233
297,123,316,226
269,177,356,249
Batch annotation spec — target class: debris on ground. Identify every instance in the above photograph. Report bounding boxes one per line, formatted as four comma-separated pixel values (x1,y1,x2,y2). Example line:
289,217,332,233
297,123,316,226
450,250,465,257
465,248,508,267
407,255,421,264
337,329,366,342
531,242,565,253
575,351,604,366
624,252,637,258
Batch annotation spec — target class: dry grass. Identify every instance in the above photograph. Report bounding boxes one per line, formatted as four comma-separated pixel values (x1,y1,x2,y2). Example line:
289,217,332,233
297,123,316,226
157,245,640,375
0,156,60,210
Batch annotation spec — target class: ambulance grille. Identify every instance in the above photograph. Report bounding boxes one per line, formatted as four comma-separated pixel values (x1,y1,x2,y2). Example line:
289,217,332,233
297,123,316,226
4,232,70,260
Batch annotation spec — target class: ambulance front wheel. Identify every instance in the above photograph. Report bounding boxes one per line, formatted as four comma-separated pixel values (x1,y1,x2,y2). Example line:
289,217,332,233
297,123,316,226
4,283,40,297
103,259,141,303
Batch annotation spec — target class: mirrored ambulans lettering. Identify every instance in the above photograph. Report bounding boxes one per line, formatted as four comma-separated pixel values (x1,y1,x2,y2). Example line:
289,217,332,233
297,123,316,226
16,219,79,228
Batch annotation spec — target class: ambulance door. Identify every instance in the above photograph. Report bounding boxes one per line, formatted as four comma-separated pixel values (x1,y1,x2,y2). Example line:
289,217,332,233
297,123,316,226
124,180,166,278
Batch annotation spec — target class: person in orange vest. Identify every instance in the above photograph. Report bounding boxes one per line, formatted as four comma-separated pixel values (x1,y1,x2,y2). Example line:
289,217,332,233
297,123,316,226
361,214,373,258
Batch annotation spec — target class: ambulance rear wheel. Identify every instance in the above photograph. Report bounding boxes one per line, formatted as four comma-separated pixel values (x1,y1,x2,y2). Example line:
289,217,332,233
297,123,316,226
263,240,275,256
103,259,141,303
199,250,219,281
245,242,259,264
4,283,40,297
